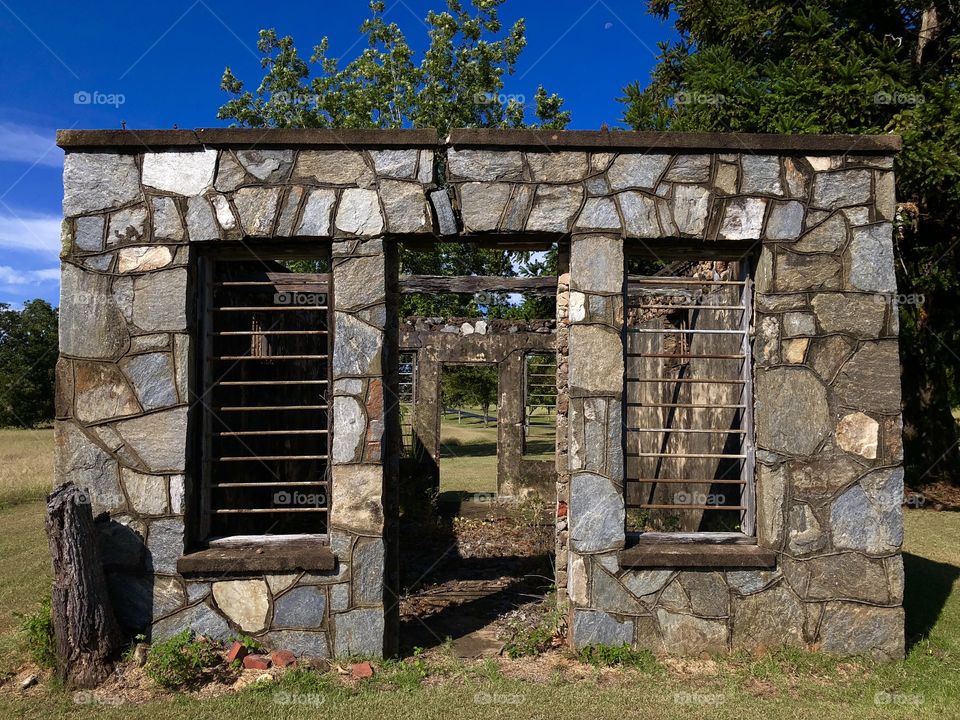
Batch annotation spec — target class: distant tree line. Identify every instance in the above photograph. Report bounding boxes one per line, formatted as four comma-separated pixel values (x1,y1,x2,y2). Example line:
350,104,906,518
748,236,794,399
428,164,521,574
0,300,58,428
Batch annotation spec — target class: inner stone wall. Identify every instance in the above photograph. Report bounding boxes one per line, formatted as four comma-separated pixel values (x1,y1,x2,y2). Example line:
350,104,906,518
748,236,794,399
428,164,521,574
56,128,904,659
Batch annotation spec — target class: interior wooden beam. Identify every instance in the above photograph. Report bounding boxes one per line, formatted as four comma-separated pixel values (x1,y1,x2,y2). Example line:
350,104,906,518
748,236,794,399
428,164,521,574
399,274,558,295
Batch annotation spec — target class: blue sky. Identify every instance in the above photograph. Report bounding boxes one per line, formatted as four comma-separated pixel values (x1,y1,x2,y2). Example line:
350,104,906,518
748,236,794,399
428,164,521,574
0,0,672,308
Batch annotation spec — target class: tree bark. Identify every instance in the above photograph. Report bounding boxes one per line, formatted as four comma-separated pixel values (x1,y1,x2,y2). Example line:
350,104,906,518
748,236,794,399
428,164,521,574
45,482,124,688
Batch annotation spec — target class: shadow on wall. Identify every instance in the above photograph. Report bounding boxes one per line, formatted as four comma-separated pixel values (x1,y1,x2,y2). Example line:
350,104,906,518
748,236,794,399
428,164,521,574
903,551,960,650
97,517,154,637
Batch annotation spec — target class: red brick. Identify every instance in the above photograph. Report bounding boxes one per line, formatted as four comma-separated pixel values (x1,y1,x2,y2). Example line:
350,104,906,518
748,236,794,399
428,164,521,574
351,661,374,679
225,641,248,664
557,501,568,518
271,650,297,668
242,654,272,670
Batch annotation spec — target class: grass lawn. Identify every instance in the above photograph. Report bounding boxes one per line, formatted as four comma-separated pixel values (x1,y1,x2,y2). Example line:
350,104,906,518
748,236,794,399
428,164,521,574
439,410,498,497
1,429,959,718
0,428,53,509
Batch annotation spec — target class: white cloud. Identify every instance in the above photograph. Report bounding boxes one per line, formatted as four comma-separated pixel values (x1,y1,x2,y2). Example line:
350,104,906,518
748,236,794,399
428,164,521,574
0,211,62,257
0,265,60,285
0,123,62,168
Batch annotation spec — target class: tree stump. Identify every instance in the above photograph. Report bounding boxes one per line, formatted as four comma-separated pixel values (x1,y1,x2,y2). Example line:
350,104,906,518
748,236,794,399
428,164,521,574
45,482,124,688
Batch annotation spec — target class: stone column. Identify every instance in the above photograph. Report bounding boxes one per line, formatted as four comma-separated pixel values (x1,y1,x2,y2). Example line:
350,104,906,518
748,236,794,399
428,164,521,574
565,233,630,647
497,350,525,498
330,237,389,657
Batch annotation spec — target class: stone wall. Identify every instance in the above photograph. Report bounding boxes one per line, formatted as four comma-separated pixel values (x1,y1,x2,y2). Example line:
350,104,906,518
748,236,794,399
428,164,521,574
56,128,904,659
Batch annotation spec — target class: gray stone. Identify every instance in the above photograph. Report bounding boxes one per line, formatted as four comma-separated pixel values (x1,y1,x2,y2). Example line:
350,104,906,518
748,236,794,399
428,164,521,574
266,630,329,658
655,609,728,654
570,235,623,293
132,269,187,332
571,609,634,648
670,184,710,236
59,265,129,358
622,570,673,598
129,334,168,353
417,149,434,184
719,197,766,239
818,603,904,659
607,154,671,191
122,352,177,410
98,517,145,569
185,196,219,241
664,154,711,182
741,156,784,195
847,224,896,292
576,197,621,230
795,213,847,252
811,293,886,337
570,397,622,481
809,334,857,382
526,185,583,233
783,157,810,198
782,311,816,337
802,553,891,604
273,585,327,628
214,151,248,192
727,570,780,596
569,325,623,394
233,186,282,237
74,215,105,251
121,468,167,515
756,315,780,365
107,204,148,245
619,192,661,237
812,170,872,209
151,196,185,241
369,149,418,178
173,334,189,403
295,150,374,186
460,182,511,232
265,574,298,595
448,149,523,181
79,254,113,272
63,153,141,216
74,361,140,423
330,584,350,612
335,188,384,236
677,572,728,616
236,149,293,182
831,468,903,554
333,253,384,310
569,472,625,553
117,246,173,273
114,407,188,472
295,188,336,236
187,582,211,602
787,504,826,554
113,275,133,323
330,464,383,535
352,538,384,606
833,342,901,413
875,171,896,221
276,187,304,236
766,200,804,240
755,367,831,455
592,567,643,613
775,252,841,291
526,151,589,182
379,180,429,233
107,573,153,630
756,464,785,547
55,422,123,514
142,150,217,195
334,608,384,657
732,584,805,650
146,517,184,574
152,601,232,643
429,189,458,235
332,396,365,463
333,313,382,376
501,184,534,231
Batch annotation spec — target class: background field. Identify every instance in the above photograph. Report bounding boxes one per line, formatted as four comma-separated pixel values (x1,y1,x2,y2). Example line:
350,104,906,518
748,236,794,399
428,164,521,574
1,429,959,719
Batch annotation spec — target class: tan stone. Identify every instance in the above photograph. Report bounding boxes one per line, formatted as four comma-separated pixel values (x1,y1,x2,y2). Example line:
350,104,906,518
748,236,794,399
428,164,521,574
836,412,879,459
212,580,270,633
782,338,809,364
117,246,173,273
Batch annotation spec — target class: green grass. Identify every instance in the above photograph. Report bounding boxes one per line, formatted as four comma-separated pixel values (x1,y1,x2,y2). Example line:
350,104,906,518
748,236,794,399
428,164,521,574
0,428,53,509
438,411,499,497
2,428,959,718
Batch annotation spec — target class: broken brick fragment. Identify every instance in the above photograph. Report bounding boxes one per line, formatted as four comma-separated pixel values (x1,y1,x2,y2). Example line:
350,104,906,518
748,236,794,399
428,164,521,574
271,650,297,668
225,641,248,664
351,661,374,679
242,654,272,670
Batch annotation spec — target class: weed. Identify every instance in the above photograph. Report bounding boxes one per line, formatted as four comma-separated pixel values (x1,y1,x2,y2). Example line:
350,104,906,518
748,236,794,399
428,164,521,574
576,643,662,672
15,597,54,668
502,593,563,659
143,631,222,689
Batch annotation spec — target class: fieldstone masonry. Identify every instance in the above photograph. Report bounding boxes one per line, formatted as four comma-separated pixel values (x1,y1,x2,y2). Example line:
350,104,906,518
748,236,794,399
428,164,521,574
56,128,904,659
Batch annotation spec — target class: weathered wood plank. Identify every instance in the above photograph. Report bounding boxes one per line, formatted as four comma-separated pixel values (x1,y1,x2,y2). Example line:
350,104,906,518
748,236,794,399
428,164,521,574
399,274,557,295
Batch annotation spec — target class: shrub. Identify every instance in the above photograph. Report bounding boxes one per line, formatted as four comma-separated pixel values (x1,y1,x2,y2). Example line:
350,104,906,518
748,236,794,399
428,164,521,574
144,631,222,689
16,597,55,668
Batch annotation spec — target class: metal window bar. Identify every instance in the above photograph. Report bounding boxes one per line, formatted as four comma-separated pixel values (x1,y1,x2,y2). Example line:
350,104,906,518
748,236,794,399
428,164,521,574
398,352,416,458
624,267,755,534
523,352,557,456
200,256,332,538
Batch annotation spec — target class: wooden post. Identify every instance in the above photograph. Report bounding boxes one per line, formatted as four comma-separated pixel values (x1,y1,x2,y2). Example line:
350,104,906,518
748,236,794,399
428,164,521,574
45,482,124,688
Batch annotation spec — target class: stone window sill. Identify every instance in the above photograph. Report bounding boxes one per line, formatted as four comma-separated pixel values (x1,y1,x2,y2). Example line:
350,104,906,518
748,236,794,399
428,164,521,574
619,536,776,569
177,538,335,575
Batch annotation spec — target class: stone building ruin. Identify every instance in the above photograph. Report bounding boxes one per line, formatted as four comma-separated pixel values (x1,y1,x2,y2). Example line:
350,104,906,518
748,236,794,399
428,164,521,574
55,127,905,660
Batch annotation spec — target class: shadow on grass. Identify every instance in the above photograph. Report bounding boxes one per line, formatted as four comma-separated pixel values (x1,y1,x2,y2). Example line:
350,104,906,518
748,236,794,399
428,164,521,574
438,438,498,458
904,551,960,649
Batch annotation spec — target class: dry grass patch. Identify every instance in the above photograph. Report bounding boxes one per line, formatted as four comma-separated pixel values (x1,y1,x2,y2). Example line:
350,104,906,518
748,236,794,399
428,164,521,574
0,429,53,509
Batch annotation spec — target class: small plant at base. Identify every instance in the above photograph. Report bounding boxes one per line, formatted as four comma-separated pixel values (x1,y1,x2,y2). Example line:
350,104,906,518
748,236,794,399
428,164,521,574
144,631,222,689
576,643,662,672
15,597,55,668
502,594,563,659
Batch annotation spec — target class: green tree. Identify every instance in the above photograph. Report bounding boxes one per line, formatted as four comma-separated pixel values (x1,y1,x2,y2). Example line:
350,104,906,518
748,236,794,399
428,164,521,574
621,2,960,486
442,365,498,426
218,0,567,319
0,300,59,428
